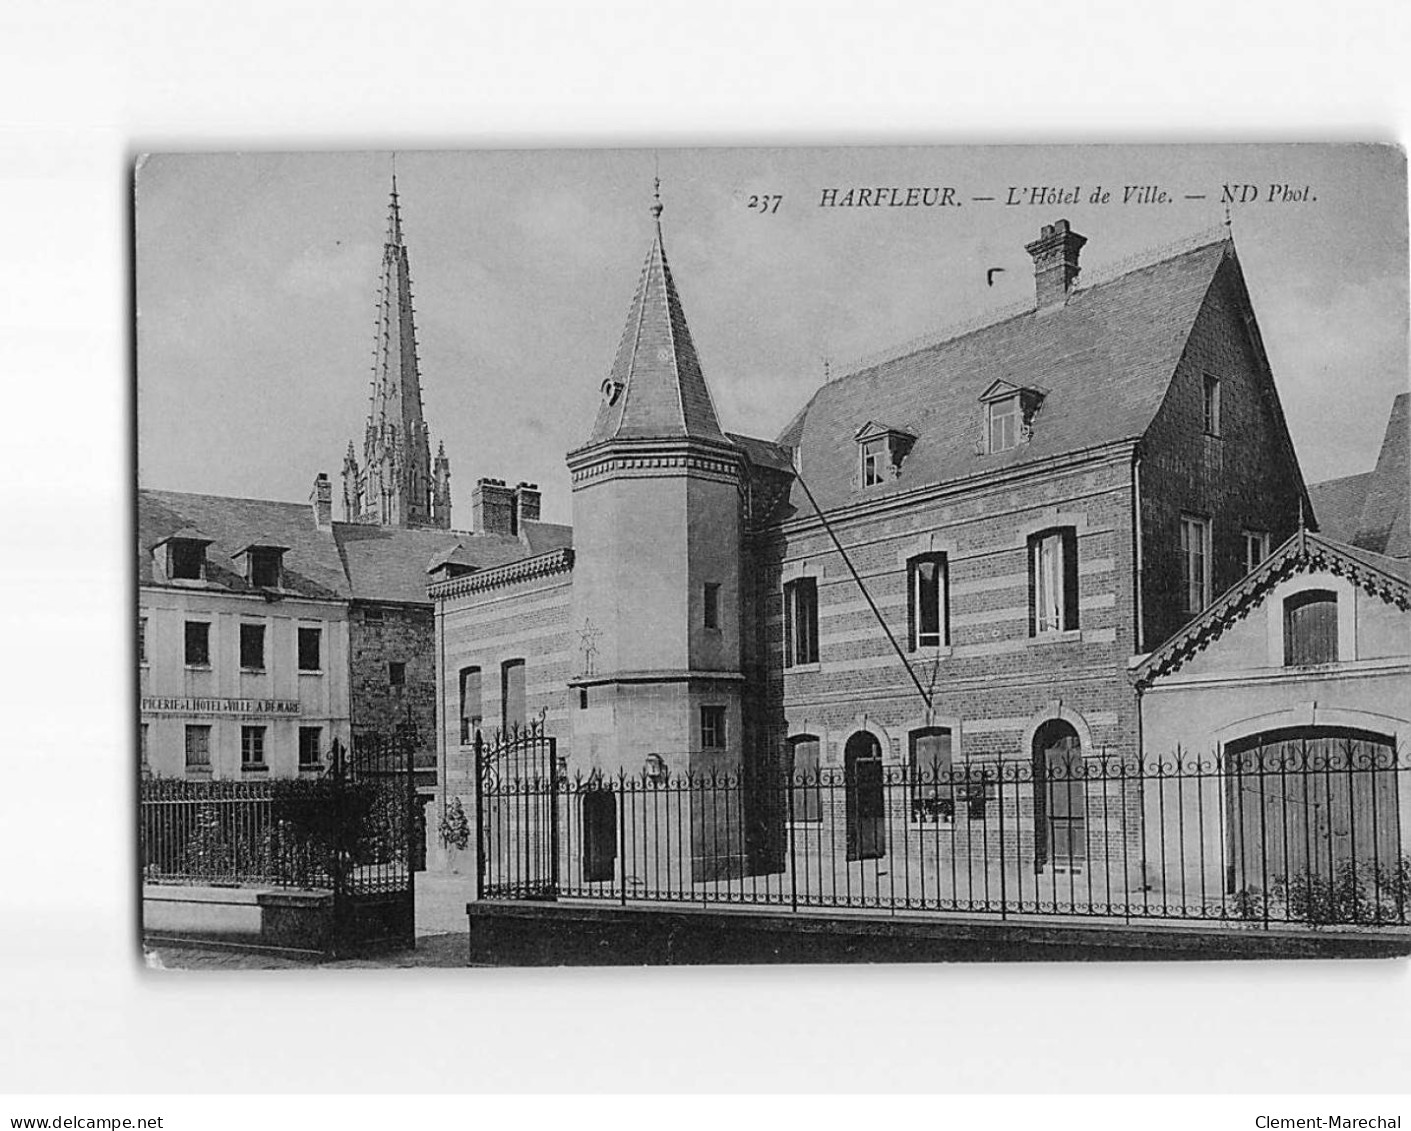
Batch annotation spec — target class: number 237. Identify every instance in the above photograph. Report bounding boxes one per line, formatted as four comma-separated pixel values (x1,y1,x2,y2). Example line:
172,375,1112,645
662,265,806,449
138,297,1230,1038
747,194,783,214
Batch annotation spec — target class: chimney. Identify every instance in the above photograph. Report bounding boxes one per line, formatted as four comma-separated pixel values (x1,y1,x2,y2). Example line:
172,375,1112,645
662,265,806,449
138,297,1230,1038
1025,219,1087,308
310,472,333,530
515,482,541,528
472,477,516,535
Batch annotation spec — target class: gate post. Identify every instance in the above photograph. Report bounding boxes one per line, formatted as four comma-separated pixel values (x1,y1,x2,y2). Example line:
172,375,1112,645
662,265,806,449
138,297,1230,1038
548,736,560,899
474,729,486,902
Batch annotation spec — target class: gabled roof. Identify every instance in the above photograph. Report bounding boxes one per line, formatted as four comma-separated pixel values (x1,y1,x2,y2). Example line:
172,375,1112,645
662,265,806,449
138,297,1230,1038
1131,528,1411,690
1306,393,1409,558
586,203,727,446
139,490,349,600
778,237,1233,514
853,420,915,442
978,378,1041,403
140,488,572,606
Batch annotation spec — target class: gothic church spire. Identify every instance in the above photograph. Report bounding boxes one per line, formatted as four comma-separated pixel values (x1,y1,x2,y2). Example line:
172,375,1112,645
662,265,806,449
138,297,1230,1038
342,171,451,528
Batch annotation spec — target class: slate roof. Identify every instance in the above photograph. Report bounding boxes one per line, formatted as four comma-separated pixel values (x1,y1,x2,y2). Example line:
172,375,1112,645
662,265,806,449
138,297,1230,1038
139,488,572,605
778,237,1234,513
1306,393,1409,559
1308,471,1373,543
1131,528,1411,689
587,209,727,446
726,431,796,474
139,490,350,601
332,522,520,604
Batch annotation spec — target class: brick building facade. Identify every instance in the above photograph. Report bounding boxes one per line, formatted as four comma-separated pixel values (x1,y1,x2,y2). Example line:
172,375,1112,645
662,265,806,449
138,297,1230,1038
433,203,1314,883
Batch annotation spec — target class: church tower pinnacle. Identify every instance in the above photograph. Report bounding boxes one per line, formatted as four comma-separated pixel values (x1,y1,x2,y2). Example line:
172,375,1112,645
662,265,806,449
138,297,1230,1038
341,172,451,528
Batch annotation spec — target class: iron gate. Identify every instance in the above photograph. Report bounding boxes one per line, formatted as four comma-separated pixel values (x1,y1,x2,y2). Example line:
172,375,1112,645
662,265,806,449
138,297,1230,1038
330,726,417,954
476,720,560,899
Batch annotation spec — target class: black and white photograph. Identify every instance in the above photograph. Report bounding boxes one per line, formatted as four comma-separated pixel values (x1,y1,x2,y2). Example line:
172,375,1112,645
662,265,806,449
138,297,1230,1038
5,1,1411,1112
135,144,1410,968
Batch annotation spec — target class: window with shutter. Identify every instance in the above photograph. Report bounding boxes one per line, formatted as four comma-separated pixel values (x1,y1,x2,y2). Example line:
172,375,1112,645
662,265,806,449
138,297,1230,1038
1284,590,1338,665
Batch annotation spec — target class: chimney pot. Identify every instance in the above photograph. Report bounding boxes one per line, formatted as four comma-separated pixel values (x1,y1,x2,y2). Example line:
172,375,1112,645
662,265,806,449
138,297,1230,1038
310,472,333,530
1025,218,1087,308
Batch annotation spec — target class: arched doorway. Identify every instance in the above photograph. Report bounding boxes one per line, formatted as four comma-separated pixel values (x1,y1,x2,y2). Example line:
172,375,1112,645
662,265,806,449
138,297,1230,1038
1032,719,1084,873
1223,726,1399,895
844,731,886,861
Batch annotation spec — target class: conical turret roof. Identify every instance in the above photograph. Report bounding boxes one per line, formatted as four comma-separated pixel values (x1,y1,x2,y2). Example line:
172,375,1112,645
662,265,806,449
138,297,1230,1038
588,193,727,445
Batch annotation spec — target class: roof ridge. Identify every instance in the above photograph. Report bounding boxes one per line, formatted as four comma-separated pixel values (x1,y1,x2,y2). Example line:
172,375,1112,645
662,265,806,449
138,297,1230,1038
140,487,313,511
835,227,1231,381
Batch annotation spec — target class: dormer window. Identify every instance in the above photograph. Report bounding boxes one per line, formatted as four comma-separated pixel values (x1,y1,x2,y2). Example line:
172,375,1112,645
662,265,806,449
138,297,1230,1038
979,380,1045,454
170,540,206,579
154,529,214,582
989,397,1020,453
854,422,916,488
234,542,288,589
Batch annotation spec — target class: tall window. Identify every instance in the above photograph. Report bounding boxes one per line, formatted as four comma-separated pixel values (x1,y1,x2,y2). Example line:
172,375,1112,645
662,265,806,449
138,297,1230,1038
184,725,211,770
787,735,822,822
783,577,819,666
459,667,483,743
389,661,406,686
1203,374,1221,436
1180,515,1212,615
909,727,954,822
184,621,210,667
139,724,149,770
1284,590,1338,666
501,659,526,731
1029,528,1079,635
908,553,949,649
861,437,887,486
239,623,265,671
700,706,727,749
703,582,721,630
1243,529,1270,574
988,396,1019,453
297,627,322,672
241,726,266,769
298,726,322,769
138,617,147,665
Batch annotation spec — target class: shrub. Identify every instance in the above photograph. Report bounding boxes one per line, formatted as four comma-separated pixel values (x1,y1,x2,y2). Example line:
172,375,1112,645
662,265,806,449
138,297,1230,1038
440,796,470,851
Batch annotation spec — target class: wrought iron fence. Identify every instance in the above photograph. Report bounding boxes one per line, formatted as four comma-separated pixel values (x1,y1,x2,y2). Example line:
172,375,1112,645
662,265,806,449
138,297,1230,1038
477,734,1411,929
141,735,413,894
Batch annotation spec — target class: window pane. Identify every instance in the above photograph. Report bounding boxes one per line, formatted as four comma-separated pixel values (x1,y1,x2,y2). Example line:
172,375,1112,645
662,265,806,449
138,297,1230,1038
299,727,321,767
502,660,526,730
1034,534,1063,632
911,555,946,647
789,737,822,821
460,667,483,742
297,627,321,671
910,729,953,821
786,579,819,665
185,726,210,767
171,542,203,579
240,624,265,670
184,622,209,666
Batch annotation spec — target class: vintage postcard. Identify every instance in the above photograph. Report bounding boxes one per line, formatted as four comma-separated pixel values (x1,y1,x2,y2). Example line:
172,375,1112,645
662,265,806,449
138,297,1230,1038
135,144,1410,966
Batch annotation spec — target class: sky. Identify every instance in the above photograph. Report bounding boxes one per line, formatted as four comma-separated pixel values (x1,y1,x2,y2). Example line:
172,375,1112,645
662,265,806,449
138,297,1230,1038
136,144,1408,526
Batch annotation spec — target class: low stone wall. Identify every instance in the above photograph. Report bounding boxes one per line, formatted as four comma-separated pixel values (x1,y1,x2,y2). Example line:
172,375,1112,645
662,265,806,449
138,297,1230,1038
142,884,335,958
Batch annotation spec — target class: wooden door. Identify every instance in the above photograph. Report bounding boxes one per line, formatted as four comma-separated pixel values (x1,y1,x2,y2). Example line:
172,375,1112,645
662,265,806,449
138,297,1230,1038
845,734,886,861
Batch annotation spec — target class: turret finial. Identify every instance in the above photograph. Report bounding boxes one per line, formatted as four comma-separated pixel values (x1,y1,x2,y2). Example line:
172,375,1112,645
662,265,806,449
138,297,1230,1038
650,173,663,220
